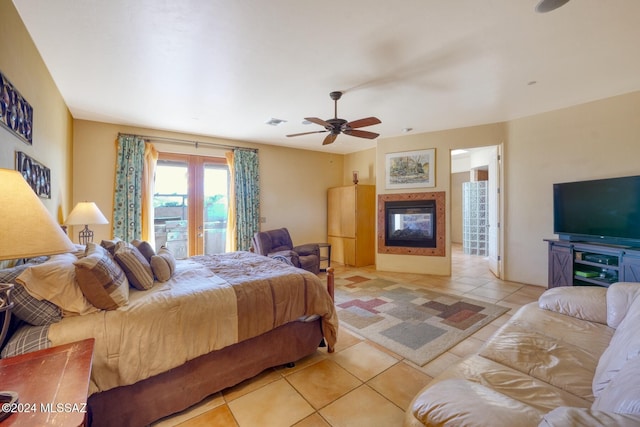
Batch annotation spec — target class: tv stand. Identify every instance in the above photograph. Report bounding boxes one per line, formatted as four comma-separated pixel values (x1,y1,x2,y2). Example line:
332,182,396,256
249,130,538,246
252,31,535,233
546,239,640,288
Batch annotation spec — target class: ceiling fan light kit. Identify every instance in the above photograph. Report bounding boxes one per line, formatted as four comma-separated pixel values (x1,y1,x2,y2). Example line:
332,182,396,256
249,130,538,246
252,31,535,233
286,91,381,146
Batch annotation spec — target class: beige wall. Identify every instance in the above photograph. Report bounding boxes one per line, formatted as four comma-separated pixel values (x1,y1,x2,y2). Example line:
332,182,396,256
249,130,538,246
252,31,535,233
0,0,73,222
73,119,343,246
504,91,640,286
343,147,376,186
376,123,506,275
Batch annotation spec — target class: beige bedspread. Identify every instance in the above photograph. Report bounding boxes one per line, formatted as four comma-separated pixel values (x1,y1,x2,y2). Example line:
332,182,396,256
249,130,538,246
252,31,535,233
48,251,338,395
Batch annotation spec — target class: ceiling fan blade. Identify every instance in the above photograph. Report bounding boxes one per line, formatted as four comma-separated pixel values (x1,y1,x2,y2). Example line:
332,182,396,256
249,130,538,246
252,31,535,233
343,129,379,139
305,117,333,128
322,133,338,145
346,117,381,129
286,130,327,137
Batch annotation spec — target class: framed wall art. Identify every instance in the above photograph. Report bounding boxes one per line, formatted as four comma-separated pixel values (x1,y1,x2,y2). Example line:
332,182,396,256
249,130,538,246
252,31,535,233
1,70,34,145
385,148,436,189
15,151,50,198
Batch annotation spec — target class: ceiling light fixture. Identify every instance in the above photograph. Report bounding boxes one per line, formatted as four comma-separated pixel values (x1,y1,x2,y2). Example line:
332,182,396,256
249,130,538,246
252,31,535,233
265,118,287,126
535,0,570,13
402,127,413,133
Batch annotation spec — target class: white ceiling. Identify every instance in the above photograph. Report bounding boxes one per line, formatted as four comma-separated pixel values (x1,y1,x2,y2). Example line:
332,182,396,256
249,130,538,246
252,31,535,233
12,0,640,154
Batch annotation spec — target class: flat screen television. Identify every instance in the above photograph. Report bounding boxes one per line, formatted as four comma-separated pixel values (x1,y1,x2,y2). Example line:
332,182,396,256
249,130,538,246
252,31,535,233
553,175,640,247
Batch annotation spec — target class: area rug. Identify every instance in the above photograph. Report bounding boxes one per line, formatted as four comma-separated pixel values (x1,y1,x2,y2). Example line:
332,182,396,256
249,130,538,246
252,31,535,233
334,274,509,366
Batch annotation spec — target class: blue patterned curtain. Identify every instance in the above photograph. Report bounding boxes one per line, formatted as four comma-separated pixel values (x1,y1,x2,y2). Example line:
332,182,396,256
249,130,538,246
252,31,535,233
233,149,260,251
113,135,146,241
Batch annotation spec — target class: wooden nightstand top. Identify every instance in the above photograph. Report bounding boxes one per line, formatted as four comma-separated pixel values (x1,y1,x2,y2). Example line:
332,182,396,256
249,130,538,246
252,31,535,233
0,339,94,426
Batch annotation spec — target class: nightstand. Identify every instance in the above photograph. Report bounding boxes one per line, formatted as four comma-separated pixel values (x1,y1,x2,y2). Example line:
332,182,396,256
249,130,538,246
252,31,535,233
0,339,94,426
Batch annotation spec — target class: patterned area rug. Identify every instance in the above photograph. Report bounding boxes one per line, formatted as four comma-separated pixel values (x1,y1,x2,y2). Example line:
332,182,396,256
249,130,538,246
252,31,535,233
334,274,509,366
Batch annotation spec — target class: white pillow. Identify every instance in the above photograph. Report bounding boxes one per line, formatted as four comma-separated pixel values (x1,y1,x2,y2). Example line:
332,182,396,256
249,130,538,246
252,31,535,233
17,252,100,316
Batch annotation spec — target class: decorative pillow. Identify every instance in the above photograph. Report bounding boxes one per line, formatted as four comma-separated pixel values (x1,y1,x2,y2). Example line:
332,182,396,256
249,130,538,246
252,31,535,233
16,253,100,316
75,243,129,310
100,237,122,255
150,247,177,282
131,239,156,263
0,265,62,325
113,241,154,290
0,324,51,358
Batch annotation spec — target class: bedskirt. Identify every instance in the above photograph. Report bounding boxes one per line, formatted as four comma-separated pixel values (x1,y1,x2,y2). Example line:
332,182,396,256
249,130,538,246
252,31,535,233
87,318,323,427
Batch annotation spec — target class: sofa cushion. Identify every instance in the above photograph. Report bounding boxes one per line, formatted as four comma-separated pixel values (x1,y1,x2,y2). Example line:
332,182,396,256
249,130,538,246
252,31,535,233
592,354,640,415
480,303,612,401
606,282,640,328
409,379,542,427
429,355,592,412
538,286,607,324
593,285,640,397
540,407,640,427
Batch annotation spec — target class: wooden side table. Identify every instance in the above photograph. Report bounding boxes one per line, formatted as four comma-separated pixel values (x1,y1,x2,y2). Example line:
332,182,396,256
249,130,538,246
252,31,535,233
0,339,94,426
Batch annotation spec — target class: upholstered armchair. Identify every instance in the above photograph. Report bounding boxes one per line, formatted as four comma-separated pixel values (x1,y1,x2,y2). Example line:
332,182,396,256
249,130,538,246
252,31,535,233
252,228,320,274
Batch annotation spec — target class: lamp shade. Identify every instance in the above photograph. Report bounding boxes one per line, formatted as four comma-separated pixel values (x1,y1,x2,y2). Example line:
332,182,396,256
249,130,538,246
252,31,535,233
65,202,109,226
0,169,76,260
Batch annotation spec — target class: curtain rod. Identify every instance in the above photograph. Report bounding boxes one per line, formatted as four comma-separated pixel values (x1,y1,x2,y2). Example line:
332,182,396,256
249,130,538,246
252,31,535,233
118,133,258,152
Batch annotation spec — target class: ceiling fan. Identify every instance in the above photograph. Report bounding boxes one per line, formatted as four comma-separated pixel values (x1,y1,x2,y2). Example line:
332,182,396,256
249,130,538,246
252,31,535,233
286,91,381,146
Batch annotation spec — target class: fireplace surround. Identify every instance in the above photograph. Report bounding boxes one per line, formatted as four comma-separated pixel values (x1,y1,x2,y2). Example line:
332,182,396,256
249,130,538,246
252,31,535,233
378,191,445,256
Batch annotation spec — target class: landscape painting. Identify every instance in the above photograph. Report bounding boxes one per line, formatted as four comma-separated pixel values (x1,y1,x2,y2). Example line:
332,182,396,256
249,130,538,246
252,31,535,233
385,149,435,189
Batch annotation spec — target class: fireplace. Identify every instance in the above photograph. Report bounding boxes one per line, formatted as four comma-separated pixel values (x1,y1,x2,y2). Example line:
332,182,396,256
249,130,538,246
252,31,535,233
385,200,436,248
378,191,445,256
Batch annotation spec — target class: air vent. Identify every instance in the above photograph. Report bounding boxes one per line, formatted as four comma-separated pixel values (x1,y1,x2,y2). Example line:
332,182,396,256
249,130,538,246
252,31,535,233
265,118,287,126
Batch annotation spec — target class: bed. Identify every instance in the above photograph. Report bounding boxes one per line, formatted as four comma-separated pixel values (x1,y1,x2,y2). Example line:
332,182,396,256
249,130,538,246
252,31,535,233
0,242,338,427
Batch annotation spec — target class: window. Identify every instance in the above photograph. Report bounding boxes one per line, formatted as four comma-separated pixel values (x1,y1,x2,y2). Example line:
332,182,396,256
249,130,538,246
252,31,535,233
153,153,229,258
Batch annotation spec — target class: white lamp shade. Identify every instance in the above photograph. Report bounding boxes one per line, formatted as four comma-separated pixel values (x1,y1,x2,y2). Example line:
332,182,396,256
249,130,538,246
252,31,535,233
0,169,76,260
65,202,109,226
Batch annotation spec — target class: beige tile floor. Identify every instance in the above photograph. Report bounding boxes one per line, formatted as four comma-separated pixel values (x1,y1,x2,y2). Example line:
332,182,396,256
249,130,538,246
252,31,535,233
153,245,546,427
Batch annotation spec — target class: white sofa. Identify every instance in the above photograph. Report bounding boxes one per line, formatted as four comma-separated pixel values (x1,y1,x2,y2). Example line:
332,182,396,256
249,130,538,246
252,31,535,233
404,282,640,427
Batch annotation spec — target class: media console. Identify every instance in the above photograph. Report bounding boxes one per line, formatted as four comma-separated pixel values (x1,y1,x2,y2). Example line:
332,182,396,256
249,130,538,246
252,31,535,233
546,239,640,288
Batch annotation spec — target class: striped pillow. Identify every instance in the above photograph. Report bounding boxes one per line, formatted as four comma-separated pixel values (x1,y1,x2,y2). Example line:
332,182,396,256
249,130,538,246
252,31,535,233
0,265,62,326
75,243,129,310
1,324,51,358
113,241,154,290
131,240,156,263
150,247,177,282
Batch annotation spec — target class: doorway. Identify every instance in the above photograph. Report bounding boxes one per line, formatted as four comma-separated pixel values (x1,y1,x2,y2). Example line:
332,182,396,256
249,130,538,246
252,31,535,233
153,153,229,258
450,145,503,278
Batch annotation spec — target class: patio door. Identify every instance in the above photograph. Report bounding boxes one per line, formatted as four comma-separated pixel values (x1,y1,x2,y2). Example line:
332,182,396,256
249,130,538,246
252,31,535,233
153,153,229,258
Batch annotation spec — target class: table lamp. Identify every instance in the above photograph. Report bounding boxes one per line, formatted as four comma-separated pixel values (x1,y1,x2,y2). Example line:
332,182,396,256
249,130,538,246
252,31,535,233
0,168,76,419
65,201,109,245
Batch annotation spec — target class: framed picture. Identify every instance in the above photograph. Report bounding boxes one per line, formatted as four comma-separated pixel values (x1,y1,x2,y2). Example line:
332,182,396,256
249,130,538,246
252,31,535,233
385,148,436,189
0,70,34,145
15,151,51,198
